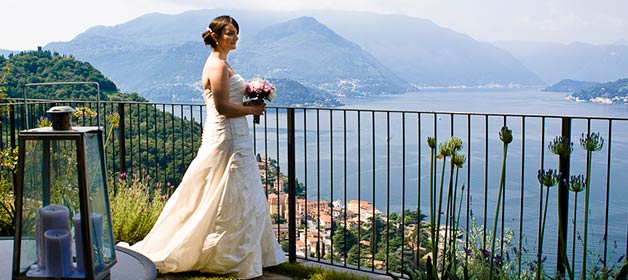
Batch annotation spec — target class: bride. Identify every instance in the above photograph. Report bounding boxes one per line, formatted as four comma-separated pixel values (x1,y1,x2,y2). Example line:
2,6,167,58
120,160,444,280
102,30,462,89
121,15,286,279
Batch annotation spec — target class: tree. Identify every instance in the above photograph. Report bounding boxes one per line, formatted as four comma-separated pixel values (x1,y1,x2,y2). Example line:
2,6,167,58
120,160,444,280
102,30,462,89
346,245,361,265
403,209,426,226
332,224,357,261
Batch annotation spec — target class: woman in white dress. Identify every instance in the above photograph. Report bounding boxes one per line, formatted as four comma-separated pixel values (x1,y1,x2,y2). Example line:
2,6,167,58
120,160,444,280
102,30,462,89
123,15,286,279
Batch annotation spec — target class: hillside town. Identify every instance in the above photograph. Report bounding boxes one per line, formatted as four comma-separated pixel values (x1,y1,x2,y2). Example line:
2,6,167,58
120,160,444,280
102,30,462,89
257,155,418,268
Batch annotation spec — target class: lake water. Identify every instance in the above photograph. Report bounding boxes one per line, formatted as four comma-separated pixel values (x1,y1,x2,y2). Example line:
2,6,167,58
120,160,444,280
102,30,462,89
248,87,628,270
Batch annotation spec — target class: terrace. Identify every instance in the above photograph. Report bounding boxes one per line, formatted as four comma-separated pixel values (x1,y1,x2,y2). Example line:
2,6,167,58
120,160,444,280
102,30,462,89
1,98,628,279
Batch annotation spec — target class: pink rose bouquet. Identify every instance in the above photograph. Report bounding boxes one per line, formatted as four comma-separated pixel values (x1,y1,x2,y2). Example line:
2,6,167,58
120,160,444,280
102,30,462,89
244,78,276,124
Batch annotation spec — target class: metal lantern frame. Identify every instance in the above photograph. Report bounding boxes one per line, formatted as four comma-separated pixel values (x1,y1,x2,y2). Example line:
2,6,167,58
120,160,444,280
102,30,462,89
12,82,117,280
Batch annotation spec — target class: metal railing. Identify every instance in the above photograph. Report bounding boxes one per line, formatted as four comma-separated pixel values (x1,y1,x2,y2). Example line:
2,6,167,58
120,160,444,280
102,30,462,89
2,99,628,279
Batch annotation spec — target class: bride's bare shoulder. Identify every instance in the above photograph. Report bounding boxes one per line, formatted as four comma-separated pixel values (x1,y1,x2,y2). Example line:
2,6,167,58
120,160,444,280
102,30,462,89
203,58,227,74
202,58,229,88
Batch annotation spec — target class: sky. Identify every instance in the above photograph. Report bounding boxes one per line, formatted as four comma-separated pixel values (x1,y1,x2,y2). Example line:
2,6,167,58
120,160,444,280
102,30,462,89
2,0,627,51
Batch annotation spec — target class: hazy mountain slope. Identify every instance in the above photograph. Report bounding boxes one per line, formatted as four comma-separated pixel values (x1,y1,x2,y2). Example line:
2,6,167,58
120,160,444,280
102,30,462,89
231,16,413,96
542,79,598,92
306,11,543,87
496,41,628,85
0,49,17,57
67,9,289,48
47,14,412,102
44,8,552,102
569,78,628,103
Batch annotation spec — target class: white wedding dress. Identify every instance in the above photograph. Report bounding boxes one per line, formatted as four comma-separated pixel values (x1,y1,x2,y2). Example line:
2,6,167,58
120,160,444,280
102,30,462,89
122,74,286,279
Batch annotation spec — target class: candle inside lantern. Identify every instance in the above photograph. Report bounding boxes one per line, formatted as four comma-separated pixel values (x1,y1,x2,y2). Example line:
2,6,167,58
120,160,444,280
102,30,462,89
73,213,104,272
36,204,71,269
44,229,73,277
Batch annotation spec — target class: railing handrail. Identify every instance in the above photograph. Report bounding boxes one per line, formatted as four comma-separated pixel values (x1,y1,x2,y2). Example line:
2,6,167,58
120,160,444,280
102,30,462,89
7,97,628,122
20,82,101,128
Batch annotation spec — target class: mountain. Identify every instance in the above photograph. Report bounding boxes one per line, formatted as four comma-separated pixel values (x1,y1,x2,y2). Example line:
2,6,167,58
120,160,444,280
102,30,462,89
542,79,598,92
47,13,412,103
0,50,16,57
495,41,628,85
45,9,546,103
304,11,543,87
569,78,628,104
267,78,343,107
0,50,145,101
231,16,413,96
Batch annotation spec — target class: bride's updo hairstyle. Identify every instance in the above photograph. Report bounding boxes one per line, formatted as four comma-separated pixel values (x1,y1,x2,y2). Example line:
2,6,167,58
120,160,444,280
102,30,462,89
202,15,239,48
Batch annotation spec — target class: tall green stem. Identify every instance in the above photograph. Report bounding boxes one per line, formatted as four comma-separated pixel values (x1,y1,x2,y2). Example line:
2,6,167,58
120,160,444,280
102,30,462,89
428,143,437,278
489,143,508,280
451,166,460,267
435,154,448,274
442,159,455,270
540,186,551,255
571,193,578,278
582,151,592,277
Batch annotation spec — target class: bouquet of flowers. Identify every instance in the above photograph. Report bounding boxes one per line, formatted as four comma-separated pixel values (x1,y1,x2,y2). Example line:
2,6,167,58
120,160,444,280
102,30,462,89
244,78,276,124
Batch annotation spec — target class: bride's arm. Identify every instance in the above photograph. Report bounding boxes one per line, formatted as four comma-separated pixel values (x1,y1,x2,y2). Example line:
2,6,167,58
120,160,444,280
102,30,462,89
207,63,265,118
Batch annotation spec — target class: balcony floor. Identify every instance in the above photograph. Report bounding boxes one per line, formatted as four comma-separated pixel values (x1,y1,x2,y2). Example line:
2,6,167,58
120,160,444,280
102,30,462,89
155,259,393,279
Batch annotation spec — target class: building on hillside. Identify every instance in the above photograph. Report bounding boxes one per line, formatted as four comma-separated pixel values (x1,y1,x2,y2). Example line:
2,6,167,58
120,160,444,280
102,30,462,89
267,192,289,219
271,222,289,240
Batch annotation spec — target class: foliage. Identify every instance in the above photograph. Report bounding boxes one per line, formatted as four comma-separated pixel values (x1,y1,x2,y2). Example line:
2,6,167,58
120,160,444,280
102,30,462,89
0,62,11,117
0,50,146,101
108,170,169,244
581,238,628,280
0,192,14,236
462,221,542,280
267,262,371,280
571,78,628,103
158,262,371,280
0,147,17,236
331,221,358,261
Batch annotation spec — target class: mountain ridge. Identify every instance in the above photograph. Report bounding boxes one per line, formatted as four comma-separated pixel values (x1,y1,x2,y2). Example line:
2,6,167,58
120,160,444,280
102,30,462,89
495,40,628,85
47,13,416,103
542,79,598,93
231,16,414,96
40,8,628,103
569,78,628,104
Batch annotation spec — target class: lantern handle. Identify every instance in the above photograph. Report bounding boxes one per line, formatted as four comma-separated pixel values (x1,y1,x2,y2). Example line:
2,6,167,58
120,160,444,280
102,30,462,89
22,81,100,129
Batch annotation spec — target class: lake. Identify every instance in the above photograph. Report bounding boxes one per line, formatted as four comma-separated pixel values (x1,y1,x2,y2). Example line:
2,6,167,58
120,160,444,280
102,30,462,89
248,87,628,269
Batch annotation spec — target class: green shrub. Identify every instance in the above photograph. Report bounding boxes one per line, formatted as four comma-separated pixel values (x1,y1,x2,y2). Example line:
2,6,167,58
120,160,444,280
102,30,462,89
109,171,168,244
0,147,17,236
0,192,14,236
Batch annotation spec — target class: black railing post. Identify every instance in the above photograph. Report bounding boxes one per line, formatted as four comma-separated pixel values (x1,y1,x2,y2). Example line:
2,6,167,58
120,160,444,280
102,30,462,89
287,108,297,262
117,103,127,175
557,117,571,277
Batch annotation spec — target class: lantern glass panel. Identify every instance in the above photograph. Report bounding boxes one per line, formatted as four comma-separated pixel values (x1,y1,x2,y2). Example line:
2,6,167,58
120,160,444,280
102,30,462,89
84,133,116,270
19,138,79,274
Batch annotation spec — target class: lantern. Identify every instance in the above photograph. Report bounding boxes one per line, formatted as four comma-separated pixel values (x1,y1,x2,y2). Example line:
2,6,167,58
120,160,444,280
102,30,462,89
12,105,116,279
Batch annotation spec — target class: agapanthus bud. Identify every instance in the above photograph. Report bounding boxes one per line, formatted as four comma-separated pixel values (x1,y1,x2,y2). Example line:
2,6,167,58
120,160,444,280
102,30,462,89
548,136,573,157
568,174,585,193
499,126,513,144
580,132,604,152
537,169,558,187
448,137,463,153
427,137,436,149
439,142,452,157
108,112,120,129
452,153,466,168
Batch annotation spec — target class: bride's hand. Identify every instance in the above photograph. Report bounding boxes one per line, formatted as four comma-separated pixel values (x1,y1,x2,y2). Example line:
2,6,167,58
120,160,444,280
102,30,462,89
244,100,266,116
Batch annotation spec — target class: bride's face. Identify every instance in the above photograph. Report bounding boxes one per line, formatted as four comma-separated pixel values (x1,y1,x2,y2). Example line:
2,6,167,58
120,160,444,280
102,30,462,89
217,23,239,51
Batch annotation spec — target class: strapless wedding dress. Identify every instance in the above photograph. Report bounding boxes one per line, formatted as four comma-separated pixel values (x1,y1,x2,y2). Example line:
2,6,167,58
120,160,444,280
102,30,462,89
121,74,286,279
